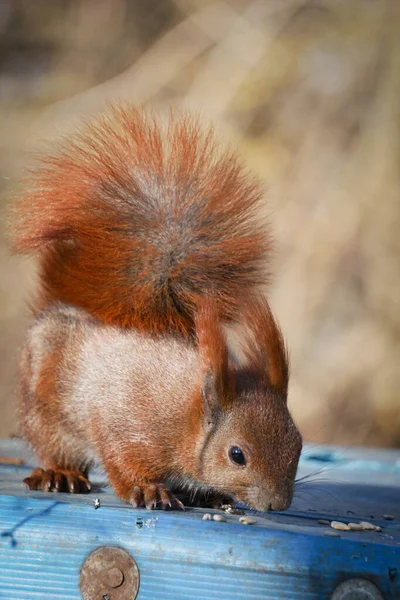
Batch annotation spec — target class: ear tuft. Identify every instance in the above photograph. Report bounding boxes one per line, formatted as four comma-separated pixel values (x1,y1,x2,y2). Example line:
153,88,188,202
241,297,289,395
195,297,227,372
195,296,232,417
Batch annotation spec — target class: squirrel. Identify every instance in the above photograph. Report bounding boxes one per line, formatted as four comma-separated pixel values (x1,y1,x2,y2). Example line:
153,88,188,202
11,105,302,511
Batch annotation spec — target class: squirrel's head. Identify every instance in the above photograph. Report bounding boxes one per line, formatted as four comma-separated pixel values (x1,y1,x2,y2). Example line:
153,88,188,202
194,297,302,513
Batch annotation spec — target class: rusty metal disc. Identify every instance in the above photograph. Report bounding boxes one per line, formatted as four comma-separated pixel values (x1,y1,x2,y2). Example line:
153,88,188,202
80,546,140,600
331,578,384,600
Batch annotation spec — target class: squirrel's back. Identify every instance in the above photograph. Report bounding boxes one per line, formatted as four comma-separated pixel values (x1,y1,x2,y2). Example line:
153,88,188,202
11,105,270,336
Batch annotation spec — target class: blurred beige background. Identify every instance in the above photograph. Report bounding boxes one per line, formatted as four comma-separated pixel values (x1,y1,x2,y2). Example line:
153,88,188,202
1,0,399,447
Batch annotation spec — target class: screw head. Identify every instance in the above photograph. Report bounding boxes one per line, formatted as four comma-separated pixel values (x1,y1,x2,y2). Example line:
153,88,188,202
107,567,124,589
331,578,384,600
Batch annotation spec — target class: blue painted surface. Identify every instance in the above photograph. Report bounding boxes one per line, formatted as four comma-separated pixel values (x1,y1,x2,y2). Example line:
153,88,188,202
0,440,399,599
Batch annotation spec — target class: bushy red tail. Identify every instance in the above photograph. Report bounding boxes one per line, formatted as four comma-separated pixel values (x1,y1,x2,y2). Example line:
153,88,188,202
11,105,270,336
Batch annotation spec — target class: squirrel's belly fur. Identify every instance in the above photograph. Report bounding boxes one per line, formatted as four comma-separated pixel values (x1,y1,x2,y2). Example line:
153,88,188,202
19,303,202,475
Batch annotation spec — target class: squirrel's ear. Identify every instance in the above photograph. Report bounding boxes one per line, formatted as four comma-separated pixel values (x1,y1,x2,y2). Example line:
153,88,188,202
195,297,232,425
241,297,289,397
200,369,221,428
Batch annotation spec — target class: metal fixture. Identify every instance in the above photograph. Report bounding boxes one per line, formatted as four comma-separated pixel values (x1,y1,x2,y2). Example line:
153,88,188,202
80,546,140,600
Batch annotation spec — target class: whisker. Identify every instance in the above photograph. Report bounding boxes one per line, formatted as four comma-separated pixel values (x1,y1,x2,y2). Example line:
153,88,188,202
295,466,333,483
300,443,326,456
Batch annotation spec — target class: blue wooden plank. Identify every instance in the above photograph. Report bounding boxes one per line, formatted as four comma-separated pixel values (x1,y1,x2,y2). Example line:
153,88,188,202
0,440,399,599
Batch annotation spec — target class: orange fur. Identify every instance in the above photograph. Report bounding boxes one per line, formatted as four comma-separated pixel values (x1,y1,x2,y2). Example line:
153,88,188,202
194,297,233,406
13,105,302,512
18,301,301,512
11,105,270,337
241,297,289,395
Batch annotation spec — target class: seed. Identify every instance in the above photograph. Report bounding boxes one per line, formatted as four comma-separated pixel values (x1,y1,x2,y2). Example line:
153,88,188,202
360,521,377,531
202,513,212,521
383,514,394,521
331,521,350,531
239,516,257,525
213,514,227,522
93,498,100,510
375,526,382,532
348,523,363,531
318,519,330,525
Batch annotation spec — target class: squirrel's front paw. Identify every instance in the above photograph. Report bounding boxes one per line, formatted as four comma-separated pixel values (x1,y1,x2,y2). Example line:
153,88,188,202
130,483,184,511
23,467,91,493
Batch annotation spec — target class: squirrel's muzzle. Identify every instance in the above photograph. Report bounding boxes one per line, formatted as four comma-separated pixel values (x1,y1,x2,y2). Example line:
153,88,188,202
245,482,294,513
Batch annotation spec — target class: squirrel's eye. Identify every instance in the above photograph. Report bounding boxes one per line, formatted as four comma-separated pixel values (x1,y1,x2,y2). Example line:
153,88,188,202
229,446,246,466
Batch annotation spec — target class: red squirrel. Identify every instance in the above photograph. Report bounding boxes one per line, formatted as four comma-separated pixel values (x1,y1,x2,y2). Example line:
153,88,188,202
11,105,302,511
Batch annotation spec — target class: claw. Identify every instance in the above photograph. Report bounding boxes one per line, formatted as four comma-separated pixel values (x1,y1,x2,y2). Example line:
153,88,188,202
129,483,184,511
23,468,91,494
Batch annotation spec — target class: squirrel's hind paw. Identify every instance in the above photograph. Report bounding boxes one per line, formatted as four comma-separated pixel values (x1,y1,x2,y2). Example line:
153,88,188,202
23,467,91,494
129,483,185,511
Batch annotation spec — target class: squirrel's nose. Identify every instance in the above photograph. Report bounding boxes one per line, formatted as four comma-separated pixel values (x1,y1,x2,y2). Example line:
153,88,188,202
263,485,294,512
270,495,291,511
269,479,295,511
251,490,292,513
